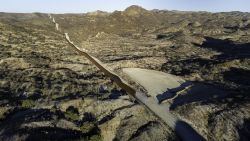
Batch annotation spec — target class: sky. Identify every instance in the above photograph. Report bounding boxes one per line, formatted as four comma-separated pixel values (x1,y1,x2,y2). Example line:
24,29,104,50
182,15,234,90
0,0,249,13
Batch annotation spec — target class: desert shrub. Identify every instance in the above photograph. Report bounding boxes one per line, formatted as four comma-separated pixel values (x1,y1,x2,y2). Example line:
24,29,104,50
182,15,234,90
89,135,102,141
156,34,167,40
0,107,11,120
50,105,57,113
64,111,79,121
21,99,35,108
64,106,79,121
79,121,95,133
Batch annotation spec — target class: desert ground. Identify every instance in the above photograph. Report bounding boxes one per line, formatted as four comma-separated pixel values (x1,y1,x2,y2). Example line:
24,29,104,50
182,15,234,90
0,5,250,141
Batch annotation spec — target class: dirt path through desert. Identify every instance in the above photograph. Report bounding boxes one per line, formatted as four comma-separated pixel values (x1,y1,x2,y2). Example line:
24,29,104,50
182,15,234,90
48,14,205,141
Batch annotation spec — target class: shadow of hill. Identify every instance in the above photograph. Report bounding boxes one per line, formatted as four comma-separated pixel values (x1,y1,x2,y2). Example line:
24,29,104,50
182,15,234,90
0,109,58,129
195,37,250,61
0,108,59,139
0,108,101,140
168,67,250,110
162,37,250,76
223,67,250,86
169,72,250,111
169,82,229,110
175,120,206,141
161,37,250,110
21,127,86,141
238,118,250,141
161,58,220,76
162,67,250,110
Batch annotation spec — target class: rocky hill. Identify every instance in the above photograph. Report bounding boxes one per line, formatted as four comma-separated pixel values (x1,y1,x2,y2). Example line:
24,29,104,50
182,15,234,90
0,5,250,141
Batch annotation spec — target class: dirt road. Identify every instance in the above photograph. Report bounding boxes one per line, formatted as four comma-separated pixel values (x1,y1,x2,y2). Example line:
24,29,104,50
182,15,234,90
48,14,205,141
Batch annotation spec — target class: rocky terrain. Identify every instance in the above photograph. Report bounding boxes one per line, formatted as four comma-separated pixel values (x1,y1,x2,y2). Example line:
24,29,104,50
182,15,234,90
0,5,250,141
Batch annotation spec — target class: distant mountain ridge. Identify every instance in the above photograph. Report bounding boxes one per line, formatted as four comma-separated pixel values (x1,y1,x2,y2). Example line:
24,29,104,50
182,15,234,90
123,5,148,16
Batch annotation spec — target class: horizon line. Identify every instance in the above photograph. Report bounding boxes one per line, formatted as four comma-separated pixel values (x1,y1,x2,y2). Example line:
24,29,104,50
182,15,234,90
0,5,249,14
